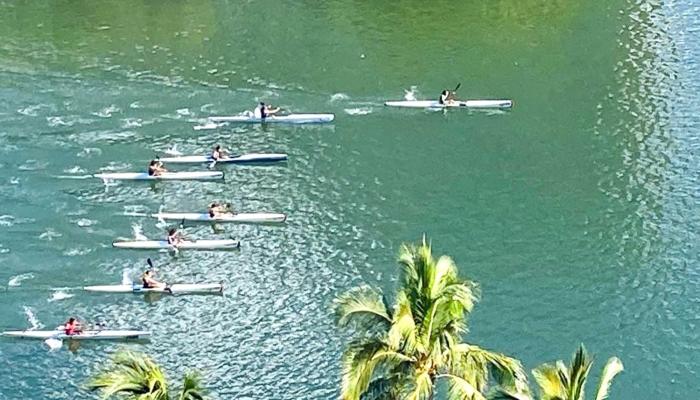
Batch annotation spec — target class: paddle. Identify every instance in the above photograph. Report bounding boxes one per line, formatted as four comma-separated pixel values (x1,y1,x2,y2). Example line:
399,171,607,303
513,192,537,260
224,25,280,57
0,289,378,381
450,83,461,103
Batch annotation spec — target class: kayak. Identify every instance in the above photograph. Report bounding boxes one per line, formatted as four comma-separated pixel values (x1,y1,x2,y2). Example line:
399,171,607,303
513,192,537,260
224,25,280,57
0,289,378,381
84,283,224,294
158,153,288,164
94,171,224,181
2,330,150,340
384,99,513,109
208,113,334,124
152,212,287,224
113,239,240,250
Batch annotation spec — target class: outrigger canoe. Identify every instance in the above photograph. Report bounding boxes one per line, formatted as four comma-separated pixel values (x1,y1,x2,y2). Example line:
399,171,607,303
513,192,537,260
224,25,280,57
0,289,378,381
208,113,334,124
94,171,224,181
84,283,224,294
384,99,513,109
112,239,240,250
152,212,286,224
157,153,287,164
2,330,150,340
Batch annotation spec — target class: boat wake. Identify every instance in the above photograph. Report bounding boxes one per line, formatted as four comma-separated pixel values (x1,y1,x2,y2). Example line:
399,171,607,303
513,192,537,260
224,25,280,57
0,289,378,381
403,85,419,101
53,174,93,180
122,269,133,285
193,121,221,130
48,290,74,302
131,223,148,241
8,273,35,287
0,214,15,227
23,306,43,330
344,107,373,116
330,93,350,102
163,144,183,156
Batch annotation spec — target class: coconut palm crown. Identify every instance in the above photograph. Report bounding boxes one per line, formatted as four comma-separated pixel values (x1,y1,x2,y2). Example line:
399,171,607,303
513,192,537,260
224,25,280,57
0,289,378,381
494,344,624,400
87,349,205,400
334,236,529,400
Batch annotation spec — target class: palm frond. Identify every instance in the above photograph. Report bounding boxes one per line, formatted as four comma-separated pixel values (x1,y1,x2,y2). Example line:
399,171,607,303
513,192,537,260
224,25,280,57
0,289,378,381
360,376,401,400
401,369,433,400
439,373,487,400
430,255,459,299
532,363,566,400
87,350,169,400
487,387,533,400
179,371,206,400
594,357,623,400
335,285,392,332
450,344,527,394
567,345,593,400
387,291,418,353
341,338,389,400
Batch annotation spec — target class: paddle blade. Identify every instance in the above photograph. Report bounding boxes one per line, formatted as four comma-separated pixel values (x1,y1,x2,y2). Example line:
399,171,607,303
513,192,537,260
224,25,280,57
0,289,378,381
147,258,154,269
454,83,461,92
208,160,217,170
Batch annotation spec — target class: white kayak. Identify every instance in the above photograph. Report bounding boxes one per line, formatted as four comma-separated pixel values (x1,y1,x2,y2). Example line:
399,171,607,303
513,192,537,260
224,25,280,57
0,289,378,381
2,330,150,340
152,212,287,224
94,171,224,181
113,239,240,250
84,283,224,294
208,113,334,124
158,153,288,164
384,99,513,109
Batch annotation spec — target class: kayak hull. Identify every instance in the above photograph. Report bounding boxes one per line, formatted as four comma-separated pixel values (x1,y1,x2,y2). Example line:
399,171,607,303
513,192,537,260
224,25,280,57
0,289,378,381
152,212,287,224
94,171,224,181
158,153,288,164
112,239,240,250
84,283,224,294
384,99,513,109
209,113,334,124
2,330,150,340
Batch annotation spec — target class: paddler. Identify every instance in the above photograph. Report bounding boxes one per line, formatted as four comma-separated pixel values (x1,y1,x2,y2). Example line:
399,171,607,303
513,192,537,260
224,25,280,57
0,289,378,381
211,145,227,161
63,317,83,336
148,159,167,176
141,269,166,289
208,202,233,218
254,102,280,119
166,227,183,246
438,89,457,105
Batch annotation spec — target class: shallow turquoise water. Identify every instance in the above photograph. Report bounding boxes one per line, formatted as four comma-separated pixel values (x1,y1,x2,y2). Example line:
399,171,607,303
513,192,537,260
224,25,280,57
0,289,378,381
0,1,698,399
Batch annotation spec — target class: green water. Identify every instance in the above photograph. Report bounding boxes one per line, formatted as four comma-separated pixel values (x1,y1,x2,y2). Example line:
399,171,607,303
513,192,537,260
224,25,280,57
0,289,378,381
0,1,698,399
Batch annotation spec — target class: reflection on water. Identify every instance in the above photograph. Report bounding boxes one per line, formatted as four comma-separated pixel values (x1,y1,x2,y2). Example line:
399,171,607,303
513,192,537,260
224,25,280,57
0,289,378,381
593,0,700,398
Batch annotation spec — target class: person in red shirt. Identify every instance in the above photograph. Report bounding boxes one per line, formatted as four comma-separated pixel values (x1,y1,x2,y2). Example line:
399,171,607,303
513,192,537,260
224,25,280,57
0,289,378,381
64,317,82,336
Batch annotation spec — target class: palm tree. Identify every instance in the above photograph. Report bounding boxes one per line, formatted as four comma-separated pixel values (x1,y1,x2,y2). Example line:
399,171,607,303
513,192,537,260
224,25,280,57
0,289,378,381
334,236,530,400
493,344,623,400
87,349,206,400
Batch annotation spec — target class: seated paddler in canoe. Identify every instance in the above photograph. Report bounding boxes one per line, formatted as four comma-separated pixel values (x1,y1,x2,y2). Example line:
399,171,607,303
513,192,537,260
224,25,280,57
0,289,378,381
438,89,458,105
148,159,167,176
141,269,166,289
253,102,280,119
166,227,185,246
211,145,228,161
64,317,83,336
208,202,234,218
